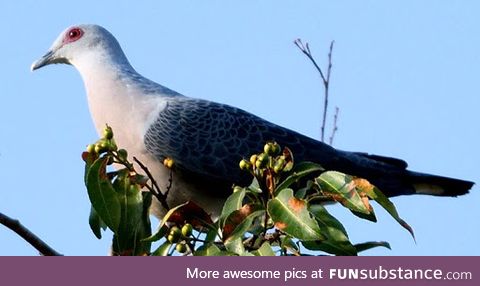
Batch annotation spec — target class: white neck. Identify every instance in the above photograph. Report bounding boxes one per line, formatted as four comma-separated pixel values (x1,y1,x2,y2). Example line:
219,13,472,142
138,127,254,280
72,50,168,156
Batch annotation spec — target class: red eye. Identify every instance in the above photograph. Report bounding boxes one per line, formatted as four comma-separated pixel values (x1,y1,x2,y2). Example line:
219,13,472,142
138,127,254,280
64,27,83,43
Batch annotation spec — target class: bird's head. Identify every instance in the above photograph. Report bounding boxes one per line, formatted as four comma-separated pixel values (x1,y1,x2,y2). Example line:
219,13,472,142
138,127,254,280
31,24,129,71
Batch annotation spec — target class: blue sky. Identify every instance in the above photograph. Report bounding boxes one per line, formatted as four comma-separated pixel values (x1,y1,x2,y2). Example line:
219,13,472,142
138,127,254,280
0,1,478,255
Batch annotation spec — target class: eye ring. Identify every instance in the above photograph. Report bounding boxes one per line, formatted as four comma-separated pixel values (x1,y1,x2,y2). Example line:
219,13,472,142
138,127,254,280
64,27,83,43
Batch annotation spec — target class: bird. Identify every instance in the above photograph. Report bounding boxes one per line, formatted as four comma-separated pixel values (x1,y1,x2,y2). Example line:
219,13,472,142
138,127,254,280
31,24,474,218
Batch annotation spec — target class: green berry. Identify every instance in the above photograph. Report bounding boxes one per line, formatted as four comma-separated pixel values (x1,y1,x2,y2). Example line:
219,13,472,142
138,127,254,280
273,158,286,173
167,234,175,243
283,161,294,172
117,149,128,161
175,243,187,253
249,154,258,165
239,159,251,170
264,143,273,155
103,126,114,139
181,223,193,237
109,139,118,151
95,138,117,153
255,153,268,169
271,142,281,155
94,142,106,154
167,226,181,243
264,142,281,156
86,144,95,153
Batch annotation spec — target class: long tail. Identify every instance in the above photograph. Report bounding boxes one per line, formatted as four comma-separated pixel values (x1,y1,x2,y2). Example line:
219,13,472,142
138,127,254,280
408,171,474,197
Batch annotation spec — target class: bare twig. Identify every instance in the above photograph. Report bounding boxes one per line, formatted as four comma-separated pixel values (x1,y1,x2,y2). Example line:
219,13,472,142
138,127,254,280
165,169,173,198
133,156,170,211
329,106,339,145
0,212,62,256
294,39,328,84
294,39,336,143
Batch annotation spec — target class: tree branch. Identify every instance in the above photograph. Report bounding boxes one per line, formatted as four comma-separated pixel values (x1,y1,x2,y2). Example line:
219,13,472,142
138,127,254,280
133,156,170,211
329,106,339,145
0,212,62,256
294,39,336,143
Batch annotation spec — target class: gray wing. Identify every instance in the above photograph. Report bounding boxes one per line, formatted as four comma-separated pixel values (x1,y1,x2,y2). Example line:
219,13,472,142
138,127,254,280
143,97,474,198
143,97,340,186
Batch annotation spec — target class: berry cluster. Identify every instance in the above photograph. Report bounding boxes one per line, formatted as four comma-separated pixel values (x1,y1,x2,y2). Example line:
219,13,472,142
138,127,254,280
166,223,194,254
83,125,130,167
240,142,293,174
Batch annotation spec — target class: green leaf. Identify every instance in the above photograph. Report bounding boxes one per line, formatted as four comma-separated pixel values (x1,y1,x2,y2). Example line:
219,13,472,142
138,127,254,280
204,225,219,243
350,209,377,222
194,243,230,256
224,237,253,256
252,242,276,256
280,236,299,255
85,156,121,233
88,206,105,239
360,182,415,239
163,201,214,228
219,188,246,228
143,202,189,243
151,241,173,256
223,204,265,241
315,171,372,215
267,188,325,241
275,162,324,195
113,172,152,255
309,205,348,236
303,205,357,256
142,225,169,243
302,240,356,256
354,241,391,253
83,151,98,184
247,177,263,193
295,181,314,199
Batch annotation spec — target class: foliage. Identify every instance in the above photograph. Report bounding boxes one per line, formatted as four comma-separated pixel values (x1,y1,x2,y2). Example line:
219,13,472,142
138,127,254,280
82,126,414,256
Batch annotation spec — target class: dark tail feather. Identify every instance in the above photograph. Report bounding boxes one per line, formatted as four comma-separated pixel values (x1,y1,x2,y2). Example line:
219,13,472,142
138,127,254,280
408,171,474,197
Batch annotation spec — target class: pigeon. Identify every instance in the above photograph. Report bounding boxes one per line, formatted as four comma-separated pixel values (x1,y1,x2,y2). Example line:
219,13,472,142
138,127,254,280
32,24,474,218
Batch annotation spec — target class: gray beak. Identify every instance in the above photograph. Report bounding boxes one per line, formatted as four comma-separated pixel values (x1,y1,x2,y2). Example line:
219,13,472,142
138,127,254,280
31,50,55,71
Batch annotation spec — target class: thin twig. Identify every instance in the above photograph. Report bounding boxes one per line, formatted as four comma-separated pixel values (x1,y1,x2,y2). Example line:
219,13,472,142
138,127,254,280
294,39,328,84
326,41,334,85
0,212,62,256
323,41,334,143
329,106,339,145
165,169,173,198
294,39,335,143
133,156,170,211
